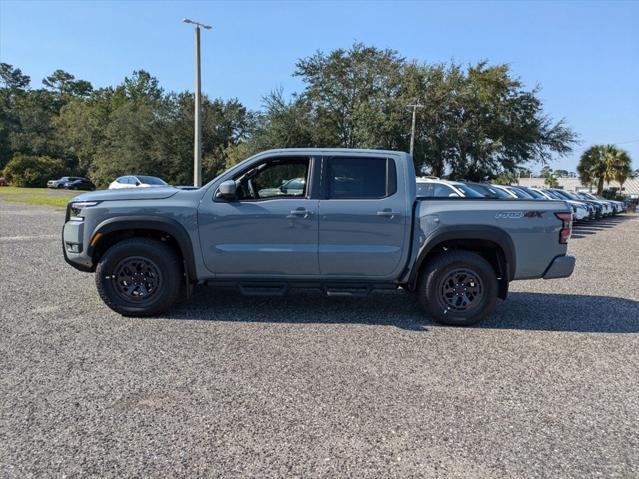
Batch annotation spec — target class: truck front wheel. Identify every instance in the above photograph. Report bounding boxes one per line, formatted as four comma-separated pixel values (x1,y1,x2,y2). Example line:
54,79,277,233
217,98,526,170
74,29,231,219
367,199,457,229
417,250,498,326
95,238,182,317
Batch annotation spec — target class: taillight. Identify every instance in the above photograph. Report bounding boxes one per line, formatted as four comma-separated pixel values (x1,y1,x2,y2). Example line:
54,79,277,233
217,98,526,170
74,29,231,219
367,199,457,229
555,212,572,244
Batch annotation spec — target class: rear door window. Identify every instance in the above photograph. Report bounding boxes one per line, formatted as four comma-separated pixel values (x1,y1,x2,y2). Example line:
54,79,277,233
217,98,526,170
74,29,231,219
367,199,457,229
326,157,395,199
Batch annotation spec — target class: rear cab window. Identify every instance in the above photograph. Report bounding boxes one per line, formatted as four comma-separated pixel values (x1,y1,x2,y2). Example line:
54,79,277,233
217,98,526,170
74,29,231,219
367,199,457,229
326,157,396,199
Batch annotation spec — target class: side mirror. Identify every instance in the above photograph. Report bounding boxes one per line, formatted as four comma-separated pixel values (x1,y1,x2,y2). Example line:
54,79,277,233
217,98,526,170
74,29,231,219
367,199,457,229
217,180,237,199
135,181,141,186
448,192,460,197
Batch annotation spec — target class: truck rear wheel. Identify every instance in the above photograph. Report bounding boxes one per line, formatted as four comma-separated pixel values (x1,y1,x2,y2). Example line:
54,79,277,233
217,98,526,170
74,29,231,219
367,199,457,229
95,238,181,317
417,250,498,326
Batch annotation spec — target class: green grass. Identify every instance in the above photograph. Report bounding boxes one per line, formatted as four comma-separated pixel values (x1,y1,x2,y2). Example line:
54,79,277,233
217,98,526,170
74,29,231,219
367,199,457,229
2,195,74,207
0,186,57,195
0,186,78,208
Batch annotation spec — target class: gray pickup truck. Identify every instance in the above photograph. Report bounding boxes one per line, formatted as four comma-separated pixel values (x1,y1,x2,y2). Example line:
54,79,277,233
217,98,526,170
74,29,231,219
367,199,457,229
63,149,575,326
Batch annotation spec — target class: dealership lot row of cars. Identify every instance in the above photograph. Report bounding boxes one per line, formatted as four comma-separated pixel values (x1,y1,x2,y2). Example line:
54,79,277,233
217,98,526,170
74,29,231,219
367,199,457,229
416,177,628,222
47,175,168,190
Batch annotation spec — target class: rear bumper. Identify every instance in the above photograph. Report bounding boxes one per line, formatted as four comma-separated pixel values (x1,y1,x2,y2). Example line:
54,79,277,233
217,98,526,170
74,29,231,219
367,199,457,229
543,255,576,279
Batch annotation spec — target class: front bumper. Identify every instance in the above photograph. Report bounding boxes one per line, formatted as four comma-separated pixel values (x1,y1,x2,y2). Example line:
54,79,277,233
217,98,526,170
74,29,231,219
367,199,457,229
62,219,94,271
575,208,588,220
543,255,576,279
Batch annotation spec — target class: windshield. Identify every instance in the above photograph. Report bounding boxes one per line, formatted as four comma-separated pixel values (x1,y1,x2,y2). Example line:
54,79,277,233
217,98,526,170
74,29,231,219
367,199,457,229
580,192,598,200
505,187,532,199
558,190,581,201
452,183,485,198
542,189,563,200
550,189,572,200
466,183,511,198
520,187,545,199
137,176,167,185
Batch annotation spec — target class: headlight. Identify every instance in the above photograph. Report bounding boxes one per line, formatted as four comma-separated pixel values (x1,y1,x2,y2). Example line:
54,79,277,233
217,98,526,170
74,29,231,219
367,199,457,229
69,201,100,221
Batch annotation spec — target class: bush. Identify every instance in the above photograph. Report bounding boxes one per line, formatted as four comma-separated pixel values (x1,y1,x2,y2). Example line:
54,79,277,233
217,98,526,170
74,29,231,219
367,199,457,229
2,154,67,187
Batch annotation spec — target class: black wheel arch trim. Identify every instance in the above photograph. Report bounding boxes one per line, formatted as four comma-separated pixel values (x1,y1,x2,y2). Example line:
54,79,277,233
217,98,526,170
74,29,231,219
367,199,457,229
89,216,197,281
409,225,516,288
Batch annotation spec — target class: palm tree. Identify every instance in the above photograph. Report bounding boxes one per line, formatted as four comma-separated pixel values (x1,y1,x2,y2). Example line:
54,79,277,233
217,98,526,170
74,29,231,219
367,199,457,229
614,162,634,194
577,144,632,195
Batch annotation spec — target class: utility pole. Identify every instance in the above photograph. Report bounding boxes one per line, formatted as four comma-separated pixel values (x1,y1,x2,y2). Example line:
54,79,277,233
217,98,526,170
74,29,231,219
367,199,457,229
407,104,423,157
183,18,211,187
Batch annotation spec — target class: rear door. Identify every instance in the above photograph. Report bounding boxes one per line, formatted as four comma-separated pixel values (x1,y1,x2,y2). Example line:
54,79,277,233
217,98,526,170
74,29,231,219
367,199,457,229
318,156,407,278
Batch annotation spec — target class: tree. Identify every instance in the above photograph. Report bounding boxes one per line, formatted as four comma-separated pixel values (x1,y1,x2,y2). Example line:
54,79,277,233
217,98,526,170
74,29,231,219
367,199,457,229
2,53,578,187
578,145,632,194
0,63,30,90
7,89,62,159
0,64,32,167
614,158,634,193
294,43,406,149
540,166,559,187
540,165,553,178
2,154,65,186
43,69,93,97
249,89,314,152
281,44,577,180
55,70,255,187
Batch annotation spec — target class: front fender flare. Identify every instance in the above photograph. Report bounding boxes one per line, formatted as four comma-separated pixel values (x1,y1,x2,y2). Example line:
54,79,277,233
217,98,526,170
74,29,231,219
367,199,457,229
89,216,197,282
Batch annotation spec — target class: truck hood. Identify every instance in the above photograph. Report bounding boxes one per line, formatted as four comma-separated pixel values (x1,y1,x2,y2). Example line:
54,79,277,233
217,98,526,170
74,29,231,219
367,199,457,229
72,186,180,202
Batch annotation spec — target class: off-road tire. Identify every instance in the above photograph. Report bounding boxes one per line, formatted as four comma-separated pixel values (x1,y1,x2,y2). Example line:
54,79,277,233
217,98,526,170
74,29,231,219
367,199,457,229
417,250,498,326
95,238,182,317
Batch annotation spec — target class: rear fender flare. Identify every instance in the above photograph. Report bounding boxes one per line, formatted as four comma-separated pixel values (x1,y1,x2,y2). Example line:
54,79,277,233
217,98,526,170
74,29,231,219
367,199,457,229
409,225,516,289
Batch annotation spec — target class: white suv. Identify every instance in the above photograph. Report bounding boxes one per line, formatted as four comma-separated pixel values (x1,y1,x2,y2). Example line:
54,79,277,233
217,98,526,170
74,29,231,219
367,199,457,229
416,178,484,198
109,175,168,190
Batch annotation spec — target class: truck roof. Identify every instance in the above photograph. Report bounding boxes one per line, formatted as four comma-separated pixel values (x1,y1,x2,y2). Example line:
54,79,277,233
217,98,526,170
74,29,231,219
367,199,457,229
254,148,411,158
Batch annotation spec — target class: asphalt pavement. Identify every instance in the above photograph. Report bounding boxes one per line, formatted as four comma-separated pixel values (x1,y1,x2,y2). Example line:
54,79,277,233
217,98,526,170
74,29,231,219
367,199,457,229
1,201,638,478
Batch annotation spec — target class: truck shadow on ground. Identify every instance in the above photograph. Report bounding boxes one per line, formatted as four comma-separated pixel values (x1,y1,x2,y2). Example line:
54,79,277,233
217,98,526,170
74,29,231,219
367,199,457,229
571,214,636,239
167,288,639,333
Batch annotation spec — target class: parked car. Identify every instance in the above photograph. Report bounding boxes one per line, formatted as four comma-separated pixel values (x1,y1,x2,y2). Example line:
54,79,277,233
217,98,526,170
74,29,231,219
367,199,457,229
589,193,624,213
48,176,84,189
579,192,621,214
416,178,484,198
529,188,589,221
258,177,306,197
574,192,614,216
462,182,513,199
64,178,96,191
63,149,575,326
545,189,601,219
109,175,168,189
545,189,592,221
498,185,535,199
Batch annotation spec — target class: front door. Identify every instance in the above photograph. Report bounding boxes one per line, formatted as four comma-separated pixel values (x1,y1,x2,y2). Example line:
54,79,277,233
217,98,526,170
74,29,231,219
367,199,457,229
198,156,319,276
318,156,407,278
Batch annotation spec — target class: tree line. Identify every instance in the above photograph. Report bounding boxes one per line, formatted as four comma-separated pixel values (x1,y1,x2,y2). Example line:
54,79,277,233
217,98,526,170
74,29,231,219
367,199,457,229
1,43,580,188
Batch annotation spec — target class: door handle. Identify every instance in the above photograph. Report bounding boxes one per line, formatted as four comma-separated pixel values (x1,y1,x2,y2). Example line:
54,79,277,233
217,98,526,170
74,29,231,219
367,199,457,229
287,207,311,219
377,209,399,219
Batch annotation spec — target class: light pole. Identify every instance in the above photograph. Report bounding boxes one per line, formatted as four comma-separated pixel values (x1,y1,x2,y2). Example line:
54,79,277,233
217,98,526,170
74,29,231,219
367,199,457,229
183,18,211,187
407,104,423,157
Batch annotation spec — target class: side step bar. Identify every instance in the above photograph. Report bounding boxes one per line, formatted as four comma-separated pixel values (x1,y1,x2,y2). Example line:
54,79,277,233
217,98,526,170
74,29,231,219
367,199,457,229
205,280,398,297
324,286,371,297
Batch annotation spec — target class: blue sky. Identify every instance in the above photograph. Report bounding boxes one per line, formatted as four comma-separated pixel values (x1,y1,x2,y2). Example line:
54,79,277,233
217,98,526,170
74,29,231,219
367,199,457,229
1,0,638,172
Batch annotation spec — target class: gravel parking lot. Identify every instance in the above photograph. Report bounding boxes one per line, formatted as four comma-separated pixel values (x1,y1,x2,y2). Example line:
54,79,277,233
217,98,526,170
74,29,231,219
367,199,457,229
1,201,638,478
